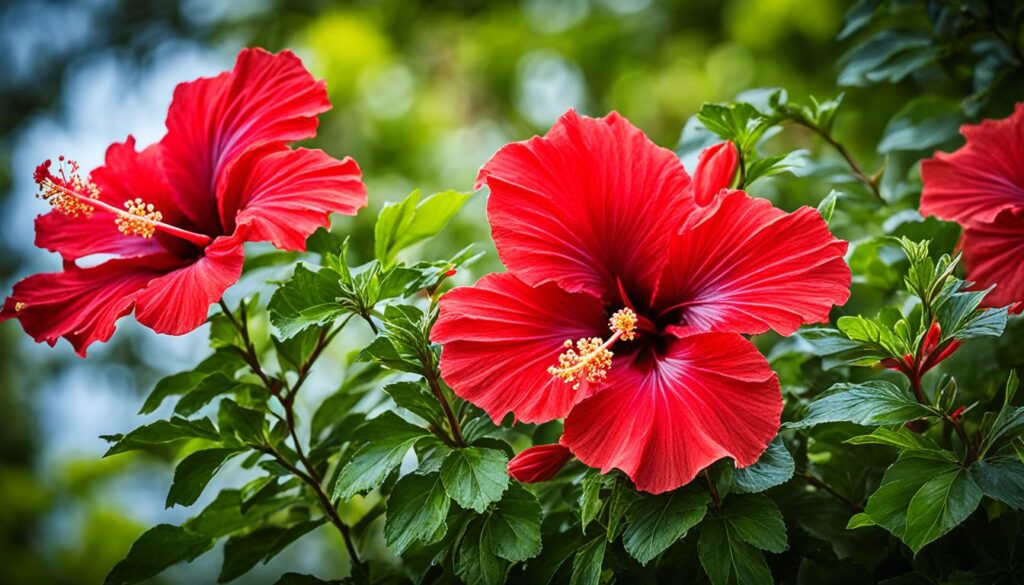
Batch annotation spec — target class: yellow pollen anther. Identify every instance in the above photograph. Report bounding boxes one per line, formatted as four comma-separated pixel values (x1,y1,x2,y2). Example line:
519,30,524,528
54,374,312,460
14,302,26,312
115,198,164,239
548,308,638,390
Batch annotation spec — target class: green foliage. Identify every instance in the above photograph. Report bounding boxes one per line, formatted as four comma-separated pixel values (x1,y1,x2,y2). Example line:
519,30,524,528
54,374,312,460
440,447,510,514
70,4,1024,583
622,487,709,565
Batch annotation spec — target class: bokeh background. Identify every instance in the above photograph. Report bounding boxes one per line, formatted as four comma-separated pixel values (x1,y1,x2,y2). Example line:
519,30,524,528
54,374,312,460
0,0,919,582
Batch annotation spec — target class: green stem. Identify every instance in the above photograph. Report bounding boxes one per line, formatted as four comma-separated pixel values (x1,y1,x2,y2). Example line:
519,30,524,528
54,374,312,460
796,470,863,512
218,301,364,575
794,119,885,206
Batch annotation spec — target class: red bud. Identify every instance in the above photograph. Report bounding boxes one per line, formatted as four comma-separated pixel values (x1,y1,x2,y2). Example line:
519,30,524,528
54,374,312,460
693,141,739,206
923,321,941,354
928,339,962,371
508,444,572,483
950,405,966,421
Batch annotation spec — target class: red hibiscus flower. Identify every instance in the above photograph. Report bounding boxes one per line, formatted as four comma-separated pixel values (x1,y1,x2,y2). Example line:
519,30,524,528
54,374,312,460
1,48,367,356
431,110,851,494
920,103,1024,307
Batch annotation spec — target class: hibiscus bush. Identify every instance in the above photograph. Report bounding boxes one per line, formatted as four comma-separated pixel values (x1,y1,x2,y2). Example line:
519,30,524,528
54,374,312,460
3,1,1024,584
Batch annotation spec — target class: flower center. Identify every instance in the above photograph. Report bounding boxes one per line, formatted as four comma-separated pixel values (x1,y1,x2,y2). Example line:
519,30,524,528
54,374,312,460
34,157,212,247
548,308,637,390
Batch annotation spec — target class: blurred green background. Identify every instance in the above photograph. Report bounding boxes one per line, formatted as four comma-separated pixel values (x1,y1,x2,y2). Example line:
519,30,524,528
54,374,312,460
0,0,916,582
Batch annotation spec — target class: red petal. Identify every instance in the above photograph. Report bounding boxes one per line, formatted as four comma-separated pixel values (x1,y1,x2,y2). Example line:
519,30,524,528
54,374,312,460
479,110,694,304
921,103,1024,226
561,333,782,494
134,235,246,335
960,208,1024,307
654,190,850,336
0,255,182,356
508,444,572,483
431,272,608,424
35,137,175,261
693,141,739,206
160,48,330,234
221,147,367,250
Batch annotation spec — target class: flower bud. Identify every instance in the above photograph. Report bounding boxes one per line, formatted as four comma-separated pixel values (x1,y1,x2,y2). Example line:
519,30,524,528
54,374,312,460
507,444,572,483
693,141,739,206
922,321,941,354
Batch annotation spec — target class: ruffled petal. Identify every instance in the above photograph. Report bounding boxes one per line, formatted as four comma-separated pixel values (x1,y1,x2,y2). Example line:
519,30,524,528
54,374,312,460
479,110,694,304
654,190,850,336
561,333,782,494
35,137,175,261
221,147,367,250
431,272,608,424
920,103,1024,226
134,235,246,335
960,208,1024,307
0,254,182,356
161,48,330,234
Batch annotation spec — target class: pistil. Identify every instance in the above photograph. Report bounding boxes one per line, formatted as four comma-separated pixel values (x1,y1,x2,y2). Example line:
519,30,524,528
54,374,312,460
34,158,212,247
549,308,637,390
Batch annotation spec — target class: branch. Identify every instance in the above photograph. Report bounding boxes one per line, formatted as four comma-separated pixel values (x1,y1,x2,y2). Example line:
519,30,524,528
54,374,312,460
796,470,864,512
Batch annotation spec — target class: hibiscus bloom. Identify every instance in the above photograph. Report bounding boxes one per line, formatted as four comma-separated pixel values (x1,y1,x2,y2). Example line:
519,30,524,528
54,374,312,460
920,103,1024,307
431,111,851,494
1,48,367,356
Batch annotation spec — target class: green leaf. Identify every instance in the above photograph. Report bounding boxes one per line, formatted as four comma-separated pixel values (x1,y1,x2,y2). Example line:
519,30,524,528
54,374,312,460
139,351,246,414
104,524,214,585
856,453,981,554
878,96,963,154
440,447,509,513
970,457,1024,510
570,536,606,585
102,417,220,457
787,381,934,429
385,472,451,553
216,523,320,573
166,448,243,508
623,488,710,565
721,493,788,553
375,189,471,265
836,315,905,356
455,517,509,585
579,471,605,532
816,189,841,224
218,399,268,447
267,264,346,339
356,336,423,373
176,374,263,417
698,516,773,585
605,478,634,541
838,30,932,87
384,381,444,427
845,426,941,451
273,327,324,373
333,412,434,500
484,483,542,562
903,466,982,554
733,436,794,494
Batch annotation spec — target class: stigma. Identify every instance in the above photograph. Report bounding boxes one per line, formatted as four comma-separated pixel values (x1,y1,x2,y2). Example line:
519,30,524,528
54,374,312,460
34,157,99,217
548,308,637,390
